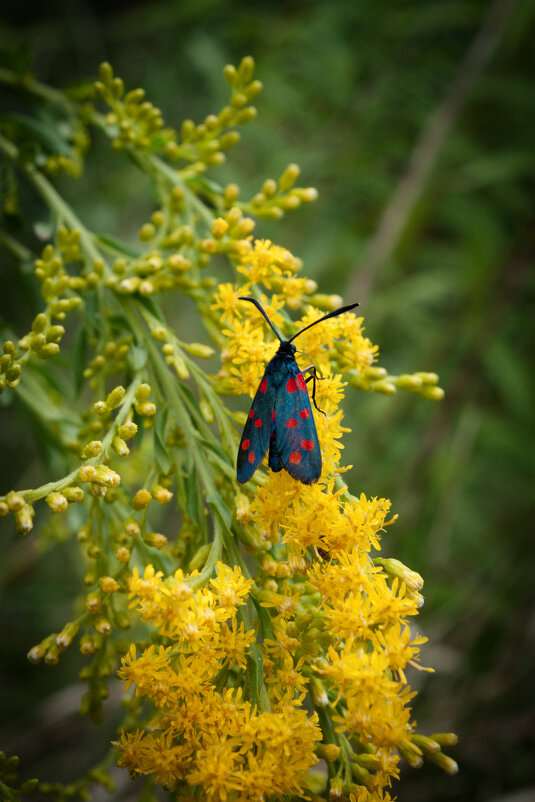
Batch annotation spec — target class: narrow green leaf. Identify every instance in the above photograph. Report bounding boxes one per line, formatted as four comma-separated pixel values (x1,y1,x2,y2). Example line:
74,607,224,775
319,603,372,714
71,323,87,395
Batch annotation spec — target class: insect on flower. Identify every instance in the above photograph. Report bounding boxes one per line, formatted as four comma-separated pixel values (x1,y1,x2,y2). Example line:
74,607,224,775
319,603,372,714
236,296,359,484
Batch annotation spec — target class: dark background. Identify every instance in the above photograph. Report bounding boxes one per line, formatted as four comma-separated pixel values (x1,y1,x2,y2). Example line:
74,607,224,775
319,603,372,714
1,1,535,800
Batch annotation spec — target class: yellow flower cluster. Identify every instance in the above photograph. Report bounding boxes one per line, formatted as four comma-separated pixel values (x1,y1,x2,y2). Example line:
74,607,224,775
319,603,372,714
249,477,428,793
212,238,378,402
116,562,322,799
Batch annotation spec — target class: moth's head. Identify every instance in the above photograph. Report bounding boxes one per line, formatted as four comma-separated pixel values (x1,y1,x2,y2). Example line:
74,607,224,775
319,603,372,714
278,341,297,356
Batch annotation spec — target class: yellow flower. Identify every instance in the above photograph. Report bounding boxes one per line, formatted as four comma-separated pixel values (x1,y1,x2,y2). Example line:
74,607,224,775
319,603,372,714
237,238,299,287
209,561,254,612
211,282,245,325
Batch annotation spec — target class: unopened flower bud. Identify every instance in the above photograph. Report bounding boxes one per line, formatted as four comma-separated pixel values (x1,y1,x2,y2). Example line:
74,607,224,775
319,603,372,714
86,593,101,614
46,492,68,512
105,385,126,408
32,313,48,333
94,616,112,635
420,385,445,401
93,400,108,416
137,401,157,416
99,576,120,593
124,517,141,537
278,163,300,192
81,440,104,459
132,489,151,510
92,466,121,488
317,744,341,762
80,636,96,655
6,491,25,512
375,558,424,591
63,486,85,503
373,380,397,396
14,503,35,535
118,420,138,439
199,398,214,423
112,436,129,457
56,621,80,650
115,546,131,562
135,383,151,403
144,532,167,549
212,218,229,238
188,543,211,571
151,326,167,341
430,732,459,748
152,485,173,504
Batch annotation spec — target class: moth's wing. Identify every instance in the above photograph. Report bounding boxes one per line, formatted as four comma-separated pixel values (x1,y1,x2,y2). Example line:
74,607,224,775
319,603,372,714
237,361,276,483
273,362,322,484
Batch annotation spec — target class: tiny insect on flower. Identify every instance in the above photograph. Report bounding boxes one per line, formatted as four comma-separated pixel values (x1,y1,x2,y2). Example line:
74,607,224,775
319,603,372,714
236,296,359,484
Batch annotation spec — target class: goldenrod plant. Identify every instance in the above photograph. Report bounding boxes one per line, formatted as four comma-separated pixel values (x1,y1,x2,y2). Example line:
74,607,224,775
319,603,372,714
0,57,456,801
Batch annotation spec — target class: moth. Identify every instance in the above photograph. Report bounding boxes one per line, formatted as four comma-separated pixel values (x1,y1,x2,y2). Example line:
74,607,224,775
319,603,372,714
236,296,359,484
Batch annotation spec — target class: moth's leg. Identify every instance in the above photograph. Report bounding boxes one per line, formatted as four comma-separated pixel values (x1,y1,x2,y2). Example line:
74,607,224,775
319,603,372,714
302,365,326,415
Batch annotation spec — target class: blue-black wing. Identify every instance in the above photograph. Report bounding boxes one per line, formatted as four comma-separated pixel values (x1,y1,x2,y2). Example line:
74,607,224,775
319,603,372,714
236,361,276,483
272,362,322,484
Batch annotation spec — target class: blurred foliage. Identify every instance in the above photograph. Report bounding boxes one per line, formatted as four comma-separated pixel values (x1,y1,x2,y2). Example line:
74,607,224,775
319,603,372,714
1,0,535,800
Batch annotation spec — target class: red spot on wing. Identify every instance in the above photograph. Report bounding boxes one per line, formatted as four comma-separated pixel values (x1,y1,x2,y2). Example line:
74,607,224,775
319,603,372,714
241,439,250,450
254,419,263,428
301,440,314,451
259,378,268,393
299,409,310,419
286,377,298,393
286,418,297,428
272,409,276,422
249,409,254,419
248,451,255,464
297,374,307,391
289,451,302,464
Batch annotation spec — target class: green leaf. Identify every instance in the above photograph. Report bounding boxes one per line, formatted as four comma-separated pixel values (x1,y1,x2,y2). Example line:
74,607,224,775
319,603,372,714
185,463,203,527
136,295,166,324
71,323,87,395
205,491,231,529
0,112,71,154
128,345,147,372
93,233,141,258
154,405,171,474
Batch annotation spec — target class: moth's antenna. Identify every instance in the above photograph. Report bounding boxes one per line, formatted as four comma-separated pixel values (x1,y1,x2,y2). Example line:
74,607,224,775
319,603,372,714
289,302,360,343
239,296,283,343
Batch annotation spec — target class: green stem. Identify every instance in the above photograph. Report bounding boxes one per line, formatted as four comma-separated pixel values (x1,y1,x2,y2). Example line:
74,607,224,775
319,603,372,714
2,373,143,504
0,67,73,110
0,132,103,266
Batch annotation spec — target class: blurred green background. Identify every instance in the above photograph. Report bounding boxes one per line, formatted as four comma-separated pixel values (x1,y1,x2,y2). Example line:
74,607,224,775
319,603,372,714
1,0,535,800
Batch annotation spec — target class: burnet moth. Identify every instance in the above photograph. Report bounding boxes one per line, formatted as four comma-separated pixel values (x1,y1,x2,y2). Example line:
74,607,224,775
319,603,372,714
236,296,359,484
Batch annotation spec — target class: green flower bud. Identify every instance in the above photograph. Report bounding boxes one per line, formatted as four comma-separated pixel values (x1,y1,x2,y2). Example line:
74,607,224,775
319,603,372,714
188,543,211,571
279,163,300,192
118,420,138,440
144,532,167,549
105,385,126,409
135,383,151,402
223,64,237,86
183,342,215,359
63,486,85,503
420,385,445,401
112,436,129,457
373,380,397,396
38,343,60,359
32,312,48,333
46,492,68,512
6,491,25,512
237,55,255,84
14,503,35,535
